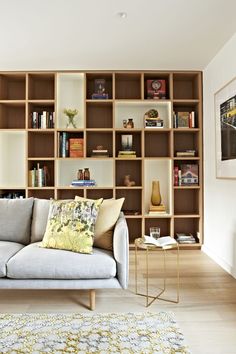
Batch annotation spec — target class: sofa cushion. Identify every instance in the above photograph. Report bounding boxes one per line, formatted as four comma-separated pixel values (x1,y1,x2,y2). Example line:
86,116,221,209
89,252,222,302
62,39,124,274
0,198,34,244
7,242,116,279
75,197,124,250
0,241,24,277
41,199,103,254
31,198,50,243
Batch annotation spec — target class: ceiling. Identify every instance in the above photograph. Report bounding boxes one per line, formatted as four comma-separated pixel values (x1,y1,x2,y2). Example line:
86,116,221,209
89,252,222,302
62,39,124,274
0,0,236,71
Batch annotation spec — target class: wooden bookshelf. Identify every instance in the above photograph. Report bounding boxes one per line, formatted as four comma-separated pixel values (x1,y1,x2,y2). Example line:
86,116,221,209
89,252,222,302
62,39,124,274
0,70,203,248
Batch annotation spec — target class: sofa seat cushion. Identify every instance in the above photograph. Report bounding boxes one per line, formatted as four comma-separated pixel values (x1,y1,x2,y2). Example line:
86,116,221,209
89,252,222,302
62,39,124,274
0,241,24,277
7,242,116,279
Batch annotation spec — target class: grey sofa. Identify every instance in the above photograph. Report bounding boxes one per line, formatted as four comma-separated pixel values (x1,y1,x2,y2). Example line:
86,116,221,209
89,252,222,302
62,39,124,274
0,198,129,310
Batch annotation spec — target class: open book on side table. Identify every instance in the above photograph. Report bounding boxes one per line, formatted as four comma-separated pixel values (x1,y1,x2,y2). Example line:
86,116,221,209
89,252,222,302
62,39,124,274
144,235,177,247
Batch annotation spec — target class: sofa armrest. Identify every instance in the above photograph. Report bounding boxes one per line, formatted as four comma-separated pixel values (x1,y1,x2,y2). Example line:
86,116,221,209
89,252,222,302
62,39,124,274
113,212,129,289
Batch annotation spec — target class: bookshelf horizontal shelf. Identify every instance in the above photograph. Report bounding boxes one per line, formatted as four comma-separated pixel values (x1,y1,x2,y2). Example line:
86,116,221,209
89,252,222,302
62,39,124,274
173,186,200,189
173,157,200,160
115,186,143,190
174,214,200,218
144,214,172,218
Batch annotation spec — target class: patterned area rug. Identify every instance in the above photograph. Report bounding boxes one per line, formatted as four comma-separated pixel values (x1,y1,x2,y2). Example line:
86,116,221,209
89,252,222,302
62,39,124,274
0,312,189,353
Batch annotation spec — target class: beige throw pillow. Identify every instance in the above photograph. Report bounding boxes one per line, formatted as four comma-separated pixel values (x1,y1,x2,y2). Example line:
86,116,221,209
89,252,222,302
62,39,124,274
75,197,124,250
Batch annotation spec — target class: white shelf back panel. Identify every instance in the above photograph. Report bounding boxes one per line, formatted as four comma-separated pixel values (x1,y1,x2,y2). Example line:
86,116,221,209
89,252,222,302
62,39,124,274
115,101,171,129
56,159,113,187
57,73,85,129
0,131,26,187
144,159,172,214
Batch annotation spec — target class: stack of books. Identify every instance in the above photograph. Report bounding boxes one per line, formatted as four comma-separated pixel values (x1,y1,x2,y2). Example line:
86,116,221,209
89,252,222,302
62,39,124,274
176,150,196,157
118,150,136,158
144,117,164,128
175,233,197,244
70,179,96,187
91,149,109,157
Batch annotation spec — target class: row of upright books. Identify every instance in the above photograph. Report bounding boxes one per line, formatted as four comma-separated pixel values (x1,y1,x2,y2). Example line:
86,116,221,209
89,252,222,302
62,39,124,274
31,111,55,129
173,111,195,128
28,164,50,187
59,133,84,158
174,164,198,186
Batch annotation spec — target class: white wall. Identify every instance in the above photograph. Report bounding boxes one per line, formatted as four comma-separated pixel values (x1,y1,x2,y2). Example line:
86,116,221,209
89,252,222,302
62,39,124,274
203,33,236,278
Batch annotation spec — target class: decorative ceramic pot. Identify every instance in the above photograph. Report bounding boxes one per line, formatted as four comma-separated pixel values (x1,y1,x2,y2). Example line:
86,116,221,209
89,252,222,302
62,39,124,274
151,180,161,206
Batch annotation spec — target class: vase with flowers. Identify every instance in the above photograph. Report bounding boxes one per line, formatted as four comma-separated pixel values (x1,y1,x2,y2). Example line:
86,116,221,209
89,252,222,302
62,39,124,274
63,108,78,129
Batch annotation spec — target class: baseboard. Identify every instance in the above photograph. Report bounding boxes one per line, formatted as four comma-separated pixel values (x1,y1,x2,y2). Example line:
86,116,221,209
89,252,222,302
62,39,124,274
202,245,236,279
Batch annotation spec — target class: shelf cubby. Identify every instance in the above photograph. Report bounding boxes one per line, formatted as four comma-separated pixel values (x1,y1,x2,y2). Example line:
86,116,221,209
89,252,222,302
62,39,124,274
173,101,199,129
174,189,199,215
126,218,142,243
86,101,113,128
144,159,172,215
57,131,84,158
86,131,113,157
28,131,55,158
57,73,85,129
144,73,170,100
0,74,26,100
28,102,55,129
144,131,171,157
0,102,25,129
115,73,141,99
115,188,142,215
0,131,26,188
115,131,142,157
0,189,25,199
173,73,200,100
27,188,55,199
116,160,142,187
28,160,55,187
115,101,171,129
28,73,55,100
86,73,113,100
174,217,200,242
87,188,113,200
56,188,84,200
57,159,113,188
145,218,171,237
174,130,199,156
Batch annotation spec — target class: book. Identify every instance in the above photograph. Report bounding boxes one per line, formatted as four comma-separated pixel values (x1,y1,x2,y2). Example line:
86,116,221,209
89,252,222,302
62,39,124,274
146,79,166,99
144,235,177,247
177,112,189,128
181,164,198,185
69,138,83,158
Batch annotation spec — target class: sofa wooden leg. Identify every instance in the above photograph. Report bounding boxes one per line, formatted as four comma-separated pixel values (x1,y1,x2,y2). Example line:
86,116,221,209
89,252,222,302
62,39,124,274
89,289,95,310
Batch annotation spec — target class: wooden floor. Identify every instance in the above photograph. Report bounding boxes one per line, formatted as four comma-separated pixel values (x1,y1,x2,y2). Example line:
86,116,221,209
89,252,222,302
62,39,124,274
0,250,236,354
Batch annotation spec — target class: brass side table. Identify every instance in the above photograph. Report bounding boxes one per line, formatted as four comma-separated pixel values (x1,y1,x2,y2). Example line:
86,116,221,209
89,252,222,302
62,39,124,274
135,237,180,307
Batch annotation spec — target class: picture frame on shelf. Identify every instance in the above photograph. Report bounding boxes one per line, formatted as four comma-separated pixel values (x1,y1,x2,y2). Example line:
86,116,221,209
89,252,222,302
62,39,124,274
215,77,236,178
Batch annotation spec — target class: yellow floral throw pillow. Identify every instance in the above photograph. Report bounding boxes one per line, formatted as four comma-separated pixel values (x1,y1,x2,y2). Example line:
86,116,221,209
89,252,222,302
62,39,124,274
41,199,103,254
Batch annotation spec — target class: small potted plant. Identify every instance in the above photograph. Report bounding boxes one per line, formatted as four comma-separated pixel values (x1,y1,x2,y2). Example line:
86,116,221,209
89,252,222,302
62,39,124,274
63,108,78,129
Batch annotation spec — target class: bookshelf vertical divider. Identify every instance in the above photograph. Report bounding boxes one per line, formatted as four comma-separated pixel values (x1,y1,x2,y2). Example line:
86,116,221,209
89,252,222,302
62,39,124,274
0,70,203,248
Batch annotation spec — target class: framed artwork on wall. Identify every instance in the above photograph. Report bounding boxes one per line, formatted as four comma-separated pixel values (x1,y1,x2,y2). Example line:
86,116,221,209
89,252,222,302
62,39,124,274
215,77,236,178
